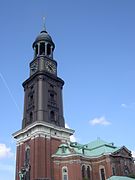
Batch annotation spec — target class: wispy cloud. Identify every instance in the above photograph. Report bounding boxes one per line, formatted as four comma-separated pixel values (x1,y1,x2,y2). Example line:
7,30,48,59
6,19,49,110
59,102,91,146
89,116,111,126
121,102,135,109
65,123,76,142
121,103,128,108
0,143,14,159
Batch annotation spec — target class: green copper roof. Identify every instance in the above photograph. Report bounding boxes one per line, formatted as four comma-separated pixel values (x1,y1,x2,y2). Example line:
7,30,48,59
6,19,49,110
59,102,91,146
54,138,121,158
106,176,135,180
86,138,115,149
84,138,120,157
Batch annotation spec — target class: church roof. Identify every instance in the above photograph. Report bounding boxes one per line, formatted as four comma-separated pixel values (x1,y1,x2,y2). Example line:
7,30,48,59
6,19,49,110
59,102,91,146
106,176,135,180
32,30,55,48
35,30,53,42
53,138,123,158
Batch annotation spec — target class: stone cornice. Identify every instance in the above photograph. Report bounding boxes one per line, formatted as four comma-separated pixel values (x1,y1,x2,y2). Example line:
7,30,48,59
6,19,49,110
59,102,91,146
52,153,109,160
13,121,74,146
22,71,64,87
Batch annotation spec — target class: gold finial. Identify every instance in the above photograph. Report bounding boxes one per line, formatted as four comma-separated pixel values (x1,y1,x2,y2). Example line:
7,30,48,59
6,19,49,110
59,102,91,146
42,16,46,31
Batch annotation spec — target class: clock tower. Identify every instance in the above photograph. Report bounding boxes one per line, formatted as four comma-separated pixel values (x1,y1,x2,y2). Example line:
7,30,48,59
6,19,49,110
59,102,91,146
13,27,74,180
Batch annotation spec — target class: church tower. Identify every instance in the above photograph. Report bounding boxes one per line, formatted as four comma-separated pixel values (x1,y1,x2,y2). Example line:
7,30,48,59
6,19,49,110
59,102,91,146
13,26,74,180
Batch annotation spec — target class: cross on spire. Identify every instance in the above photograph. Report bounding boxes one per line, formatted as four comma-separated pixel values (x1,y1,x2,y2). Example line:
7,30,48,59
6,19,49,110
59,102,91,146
42,16,46,31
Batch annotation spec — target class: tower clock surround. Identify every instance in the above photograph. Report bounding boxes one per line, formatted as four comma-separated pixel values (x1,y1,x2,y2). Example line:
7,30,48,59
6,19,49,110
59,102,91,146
13,27,74,180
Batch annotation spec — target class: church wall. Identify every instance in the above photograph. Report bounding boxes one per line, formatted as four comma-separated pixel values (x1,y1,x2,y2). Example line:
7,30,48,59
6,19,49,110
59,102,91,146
53,156,85,180
15,142,27,180
52,155,118,180
110,155,135,177
15,136,62,180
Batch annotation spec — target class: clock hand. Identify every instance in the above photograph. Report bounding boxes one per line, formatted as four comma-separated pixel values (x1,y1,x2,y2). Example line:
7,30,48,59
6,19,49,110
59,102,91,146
48,65,53,70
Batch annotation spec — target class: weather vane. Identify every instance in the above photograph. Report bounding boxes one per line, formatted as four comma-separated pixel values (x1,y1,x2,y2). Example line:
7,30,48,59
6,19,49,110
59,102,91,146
42,16,46,31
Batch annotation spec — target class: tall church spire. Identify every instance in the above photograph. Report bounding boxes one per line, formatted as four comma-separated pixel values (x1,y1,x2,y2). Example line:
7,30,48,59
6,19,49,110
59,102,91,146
22,25,65,129
13,24,74,180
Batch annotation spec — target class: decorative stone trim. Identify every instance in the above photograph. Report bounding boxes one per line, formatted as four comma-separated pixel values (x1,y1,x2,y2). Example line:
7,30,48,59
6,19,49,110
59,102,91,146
13,121,74,146
53,159,81,165
52,153,109,160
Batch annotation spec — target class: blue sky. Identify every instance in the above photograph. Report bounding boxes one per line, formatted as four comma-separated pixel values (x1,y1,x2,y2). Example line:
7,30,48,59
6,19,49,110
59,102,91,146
0,0,135,179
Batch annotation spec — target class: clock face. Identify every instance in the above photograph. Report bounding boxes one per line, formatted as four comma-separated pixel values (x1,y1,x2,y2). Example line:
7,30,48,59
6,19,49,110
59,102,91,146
45,61,56,74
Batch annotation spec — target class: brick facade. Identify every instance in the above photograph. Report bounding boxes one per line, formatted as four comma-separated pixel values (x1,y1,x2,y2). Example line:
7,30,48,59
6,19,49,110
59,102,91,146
15,136,62,180
52,152,135,180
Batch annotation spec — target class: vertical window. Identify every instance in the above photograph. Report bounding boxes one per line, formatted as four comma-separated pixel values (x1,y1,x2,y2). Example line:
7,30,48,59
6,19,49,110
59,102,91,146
25,146,30,166
28,89,34,107
47,44,51,55
112,167,115,175
40,43,45,55
87,166,91,179
35,45,38,56
62,167,68,180
30,94,33,101
30,85,33,90
100,168,105,180
50,93,54,101
82,165,85,178
50,111,55,121
30,112,33,123
24,146,30,179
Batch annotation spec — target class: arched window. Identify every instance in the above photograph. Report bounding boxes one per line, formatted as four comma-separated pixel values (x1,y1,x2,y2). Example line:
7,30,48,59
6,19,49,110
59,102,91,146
62,167,68,180
25,145,30,166
82,165,86,179
99,166,106,180
50,111,55,121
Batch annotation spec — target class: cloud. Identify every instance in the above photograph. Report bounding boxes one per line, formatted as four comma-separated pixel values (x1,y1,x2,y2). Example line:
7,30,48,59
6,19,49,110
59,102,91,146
89,116,111,126
65,123,76,142
132,151,135,158
0,143,14,159
121,103,128,108
121,102,135,109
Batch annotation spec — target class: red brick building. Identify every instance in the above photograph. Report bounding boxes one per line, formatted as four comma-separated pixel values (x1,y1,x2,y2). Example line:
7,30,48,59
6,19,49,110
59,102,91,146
52,139,135,180
13,26,135,180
